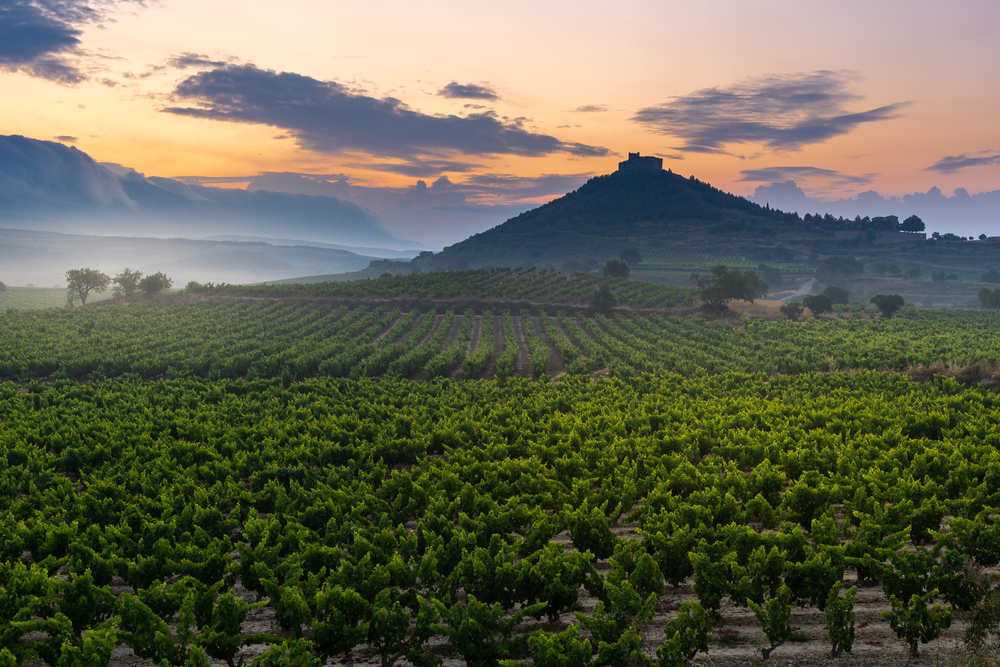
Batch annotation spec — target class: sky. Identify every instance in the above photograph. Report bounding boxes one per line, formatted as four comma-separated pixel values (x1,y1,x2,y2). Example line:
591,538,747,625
2,0,1000,245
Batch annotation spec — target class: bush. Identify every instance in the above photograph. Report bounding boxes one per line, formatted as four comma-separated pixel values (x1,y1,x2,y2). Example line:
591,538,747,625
747,584,793,660
870,294,905,318
802,294,833,316
690,265,768,311
590,284,617,313
655,601,713,667
881,590,952,658
139,272,174,295
778,301,804,322
824,583,857,657
980,269,1000,283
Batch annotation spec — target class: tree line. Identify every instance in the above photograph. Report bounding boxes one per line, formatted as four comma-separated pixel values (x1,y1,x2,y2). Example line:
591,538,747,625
65,268,173,306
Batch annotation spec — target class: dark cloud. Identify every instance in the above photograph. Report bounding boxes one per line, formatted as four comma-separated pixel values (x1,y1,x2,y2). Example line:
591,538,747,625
739,165,875,187
437,81,499,100
573,105,607,113
164,64,610,159
357,158,483,178
54,135,78,142
925,152,1000,174
633,71,909,153
0,0,141,84
168,52,227,70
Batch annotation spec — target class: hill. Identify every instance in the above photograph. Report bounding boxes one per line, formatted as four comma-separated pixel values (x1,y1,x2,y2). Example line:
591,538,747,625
429,169,800,271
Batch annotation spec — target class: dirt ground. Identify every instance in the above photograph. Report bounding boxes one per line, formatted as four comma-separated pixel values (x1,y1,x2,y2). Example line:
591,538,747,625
83,521,989,667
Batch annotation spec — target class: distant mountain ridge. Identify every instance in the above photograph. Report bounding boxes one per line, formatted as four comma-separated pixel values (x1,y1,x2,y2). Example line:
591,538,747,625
0,134,415,249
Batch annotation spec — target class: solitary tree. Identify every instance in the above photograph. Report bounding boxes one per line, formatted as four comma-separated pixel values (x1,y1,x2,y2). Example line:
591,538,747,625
602,259,630,279
779,301,805,322
980,269,1000,284
803,294,833,316
901,215,926,232
66,268,111,306
0,280,6,293
870,294,905,318
112,268,143,298
691,265,768,311
619,247,643,265
139,272,173,295
590,284,617,313
979,288,1000,310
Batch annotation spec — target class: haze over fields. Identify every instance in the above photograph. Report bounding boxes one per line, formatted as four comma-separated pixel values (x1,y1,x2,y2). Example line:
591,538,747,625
1,0,999,251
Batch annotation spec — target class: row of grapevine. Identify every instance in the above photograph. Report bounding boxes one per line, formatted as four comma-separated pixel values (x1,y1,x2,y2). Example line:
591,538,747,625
0,372,993,664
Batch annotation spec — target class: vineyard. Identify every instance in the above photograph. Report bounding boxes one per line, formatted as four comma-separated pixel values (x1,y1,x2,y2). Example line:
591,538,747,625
2,275,1000,666
3,300,1000,383
191,268,693,309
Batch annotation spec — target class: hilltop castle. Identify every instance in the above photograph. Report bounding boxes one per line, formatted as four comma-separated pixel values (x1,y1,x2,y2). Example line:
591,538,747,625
618,152,662,172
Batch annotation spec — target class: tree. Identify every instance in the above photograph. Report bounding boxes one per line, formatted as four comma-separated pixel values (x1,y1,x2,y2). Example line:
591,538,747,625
139,272,174,295
0,281,5,293
980,234,988,241
66,268,111,306
870,294,905,318
903,267,922,280
815,256,863,289
602,260,630,279
590,284,617,314
113,268,143,298
619,247,643,265
980,269,1000,283
778,301,804,322
690,265,768,311
888,263,902,277
901,215,926,232
931,270,947,283
802,294,833,316
978,288,1000,310
822,286,849,305
873,260,890,277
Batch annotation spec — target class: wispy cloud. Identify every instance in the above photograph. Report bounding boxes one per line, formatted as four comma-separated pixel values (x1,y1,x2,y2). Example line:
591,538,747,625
168,52,228,70
164,64,610,160
633,71,909,153
738,165,876,187
0,0,143,84
54,135,78,142
572,105,607,113
437,81,498,101
925,151,1000,174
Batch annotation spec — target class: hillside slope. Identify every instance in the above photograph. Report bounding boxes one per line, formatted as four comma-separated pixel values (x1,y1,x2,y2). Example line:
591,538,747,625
431,169,800,269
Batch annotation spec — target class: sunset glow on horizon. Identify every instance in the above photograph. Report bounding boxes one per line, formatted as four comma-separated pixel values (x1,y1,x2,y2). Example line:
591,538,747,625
2,0,999,243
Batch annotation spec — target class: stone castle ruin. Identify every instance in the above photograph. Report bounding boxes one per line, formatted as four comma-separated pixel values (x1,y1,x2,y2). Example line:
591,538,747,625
618,152,662,172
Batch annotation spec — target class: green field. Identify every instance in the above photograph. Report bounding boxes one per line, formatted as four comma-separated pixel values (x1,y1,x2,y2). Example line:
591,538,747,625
0,270,998,666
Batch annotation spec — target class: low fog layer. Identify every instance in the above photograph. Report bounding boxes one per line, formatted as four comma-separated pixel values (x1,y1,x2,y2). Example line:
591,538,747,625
0,228,388,287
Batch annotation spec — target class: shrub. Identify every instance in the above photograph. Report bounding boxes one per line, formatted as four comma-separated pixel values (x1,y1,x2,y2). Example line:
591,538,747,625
822,286,849,305
824,583,857,657
747,584,793,660
778,301,804,322
881,590,952,658
802,294,833,316
870,294,905,318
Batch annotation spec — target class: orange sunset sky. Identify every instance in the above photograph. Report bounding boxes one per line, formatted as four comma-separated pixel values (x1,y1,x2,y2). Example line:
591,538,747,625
2,0,999,243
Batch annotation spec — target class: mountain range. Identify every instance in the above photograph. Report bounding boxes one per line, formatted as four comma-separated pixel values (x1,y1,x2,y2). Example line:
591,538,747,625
0,134,419,249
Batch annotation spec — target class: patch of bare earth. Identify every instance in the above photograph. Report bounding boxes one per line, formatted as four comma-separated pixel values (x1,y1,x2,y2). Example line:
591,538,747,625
512,316,532,379
532,314,563,377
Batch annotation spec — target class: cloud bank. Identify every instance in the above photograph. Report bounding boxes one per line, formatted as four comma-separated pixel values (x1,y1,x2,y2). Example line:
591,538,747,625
0,0,141,83
633,71,909,154
164,64,609,160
